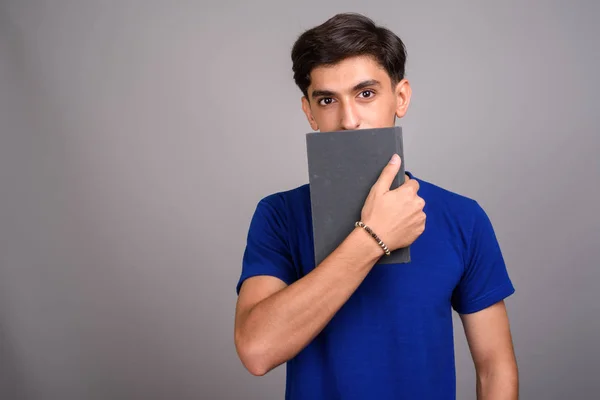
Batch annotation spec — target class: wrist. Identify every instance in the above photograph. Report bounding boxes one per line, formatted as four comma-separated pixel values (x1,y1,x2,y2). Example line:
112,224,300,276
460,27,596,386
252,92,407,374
355,221,391,256
349,225,387,262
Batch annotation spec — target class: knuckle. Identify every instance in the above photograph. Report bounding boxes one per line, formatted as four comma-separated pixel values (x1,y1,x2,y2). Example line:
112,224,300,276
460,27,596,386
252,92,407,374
369,183,381,196
417,218,426,231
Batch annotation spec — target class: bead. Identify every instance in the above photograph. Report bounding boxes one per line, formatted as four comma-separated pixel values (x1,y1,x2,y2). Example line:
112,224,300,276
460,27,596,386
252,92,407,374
355,221,391,256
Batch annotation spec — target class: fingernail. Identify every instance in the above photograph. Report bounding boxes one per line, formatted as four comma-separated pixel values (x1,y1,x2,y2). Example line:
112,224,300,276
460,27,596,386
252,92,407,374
389,154,399,164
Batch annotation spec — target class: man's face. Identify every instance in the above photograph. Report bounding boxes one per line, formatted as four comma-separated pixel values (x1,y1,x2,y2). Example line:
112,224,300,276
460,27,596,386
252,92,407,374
301,55,411,132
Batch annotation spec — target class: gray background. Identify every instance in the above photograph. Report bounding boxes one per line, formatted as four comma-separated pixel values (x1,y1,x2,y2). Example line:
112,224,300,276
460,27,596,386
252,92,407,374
1,1,598,399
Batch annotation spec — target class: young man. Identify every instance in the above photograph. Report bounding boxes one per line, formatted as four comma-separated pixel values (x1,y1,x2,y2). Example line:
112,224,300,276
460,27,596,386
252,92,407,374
234,12,518,400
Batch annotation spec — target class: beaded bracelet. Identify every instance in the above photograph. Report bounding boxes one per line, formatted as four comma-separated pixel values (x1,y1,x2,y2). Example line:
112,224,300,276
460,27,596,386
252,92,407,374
355,221,391,256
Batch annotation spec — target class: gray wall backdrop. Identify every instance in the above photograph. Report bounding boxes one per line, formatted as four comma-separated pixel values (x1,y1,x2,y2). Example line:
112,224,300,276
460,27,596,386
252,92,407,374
1,1,599,399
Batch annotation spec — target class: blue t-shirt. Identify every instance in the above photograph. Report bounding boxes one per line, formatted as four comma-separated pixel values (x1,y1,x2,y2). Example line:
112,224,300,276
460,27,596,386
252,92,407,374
236,171,515,400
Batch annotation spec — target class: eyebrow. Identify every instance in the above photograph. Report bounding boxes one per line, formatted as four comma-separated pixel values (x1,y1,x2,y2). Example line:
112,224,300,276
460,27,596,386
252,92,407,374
310,79,382,99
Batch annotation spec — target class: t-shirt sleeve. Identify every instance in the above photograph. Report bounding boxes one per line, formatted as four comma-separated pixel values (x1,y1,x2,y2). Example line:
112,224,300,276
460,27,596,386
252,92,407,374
451,202,515,314
236,197,298,295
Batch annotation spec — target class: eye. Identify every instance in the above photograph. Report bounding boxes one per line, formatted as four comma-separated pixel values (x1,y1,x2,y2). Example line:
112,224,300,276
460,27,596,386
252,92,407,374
359,90,374,98
318,97,335,106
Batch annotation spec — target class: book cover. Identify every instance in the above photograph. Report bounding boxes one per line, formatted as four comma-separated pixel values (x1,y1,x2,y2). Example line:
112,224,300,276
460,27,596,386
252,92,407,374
306,126,411,266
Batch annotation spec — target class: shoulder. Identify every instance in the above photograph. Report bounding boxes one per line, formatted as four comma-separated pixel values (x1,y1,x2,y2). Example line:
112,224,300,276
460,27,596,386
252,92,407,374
409,171,497,258
409,171,484,221
254,183,310,216
248,183,311,232
258,183,310,206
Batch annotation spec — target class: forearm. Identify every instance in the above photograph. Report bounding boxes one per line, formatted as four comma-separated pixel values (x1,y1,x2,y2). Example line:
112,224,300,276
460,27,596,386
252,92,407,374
238,228,383,375
477,362,519,400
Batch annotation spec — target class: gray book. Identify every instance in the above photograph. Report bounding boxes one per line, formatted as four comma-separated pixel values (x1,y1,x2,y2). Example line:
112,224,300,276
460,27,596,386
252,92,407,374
306,126,411,266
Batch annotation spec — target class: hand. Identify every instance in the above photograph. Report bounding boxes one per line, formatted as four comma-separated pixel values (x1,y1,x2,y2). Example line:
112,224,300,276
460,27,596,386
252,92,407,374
359,154,426,251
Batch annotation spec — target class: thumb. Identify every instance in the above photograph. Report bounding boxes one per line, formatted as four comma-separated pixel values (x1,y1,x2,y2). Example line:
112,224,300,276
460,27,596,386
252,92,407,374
373,154,401,194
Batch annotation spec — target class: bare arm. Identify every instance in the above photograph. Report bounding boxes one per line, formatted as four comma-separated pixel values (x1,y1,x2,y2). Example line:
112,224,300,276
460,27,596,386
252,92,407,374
460,301,519,399
235,227,383,376
234,154,425,376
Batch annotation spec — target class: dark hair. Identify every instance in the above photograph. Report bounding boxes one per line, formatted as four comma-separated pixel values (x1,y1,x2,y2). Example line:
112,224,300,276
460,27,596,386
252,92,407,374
291,13,407,97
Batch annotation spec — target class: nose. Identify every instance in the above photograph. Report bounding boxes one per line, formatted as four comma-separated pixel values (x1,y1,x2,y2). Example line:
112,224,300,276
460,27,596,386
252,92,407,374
340,102,360,130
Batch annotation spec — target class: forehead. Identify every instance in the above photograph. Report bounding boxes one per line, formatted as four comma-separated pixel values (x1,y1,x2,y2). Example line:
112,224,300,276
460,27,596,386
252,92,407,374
308,55,391,93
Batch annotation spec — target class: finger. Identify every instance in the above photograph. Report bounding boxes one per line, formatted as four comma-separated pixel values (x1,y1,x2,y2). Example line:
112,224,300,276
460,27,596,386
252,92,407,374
404,178,419,194
408,178,420,191
372,154,401,194
392,177,418,196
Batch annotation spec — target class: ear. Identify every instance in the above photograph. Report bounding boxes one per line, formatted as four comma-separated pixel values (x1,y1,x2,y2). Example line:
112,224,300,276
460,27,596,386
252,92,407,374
301,96,319,131
394,78,412,119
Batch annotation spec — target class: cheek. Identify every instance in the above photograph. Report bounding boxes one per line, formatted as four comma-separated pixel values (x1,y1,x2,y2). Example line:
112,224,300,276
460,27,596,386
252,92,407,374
364,99,397,123
312,108,338,128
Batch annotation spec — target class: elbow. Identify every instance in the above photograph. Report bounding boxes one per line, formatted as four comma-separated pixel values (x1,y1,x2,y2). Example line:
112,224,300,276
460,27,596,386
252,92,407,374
477,359,519,391
234,331,272,376
242,352,270,377
247,363,269,377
